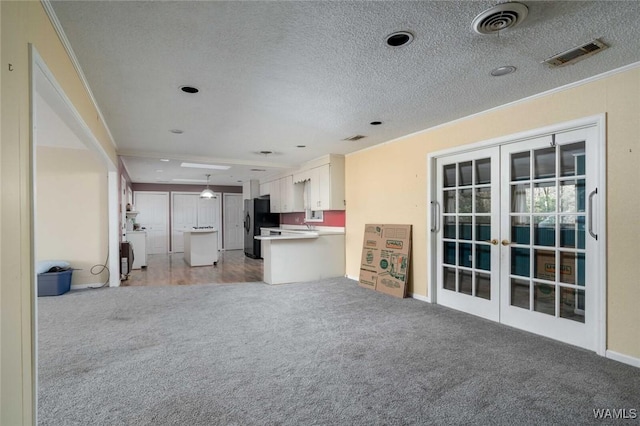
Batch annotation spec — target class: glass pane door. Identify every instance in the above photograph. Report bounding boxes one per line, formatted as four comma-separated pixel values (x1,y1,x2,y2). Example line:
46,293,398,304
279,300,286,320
436,148,500,321
500,129,598,350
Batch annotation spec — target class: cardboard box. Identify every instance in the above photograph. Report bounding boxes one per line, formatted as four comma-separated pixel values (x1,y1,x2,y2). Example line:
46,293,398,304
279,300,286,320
359,224,412,298
535,251,575,284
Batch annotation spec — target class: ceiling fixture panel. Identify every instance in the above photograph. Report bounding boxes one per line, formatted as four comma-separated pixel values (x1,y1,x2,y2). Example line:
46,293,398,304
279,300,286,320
543,39,609,68
343,135,366,141
472,2,528,35
180,162,231,170
173,178,207,183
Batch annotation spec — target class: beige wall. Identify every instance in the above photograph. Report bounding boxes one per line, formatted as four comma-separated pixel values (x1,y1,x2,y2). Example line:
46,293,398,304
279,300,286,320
346,67,640,360
36,146,109,286
1,1,117,424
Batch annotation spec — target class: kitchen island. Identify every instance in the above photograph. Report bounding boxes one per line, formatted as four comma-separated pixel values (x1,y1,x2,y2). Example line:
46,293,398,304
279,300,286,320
256,227,345,285
183,229,219,267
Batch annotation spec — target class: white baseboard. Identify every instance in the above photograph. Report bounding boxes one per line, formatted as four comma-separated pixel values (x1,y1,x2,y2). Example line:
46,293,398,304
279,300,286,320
409,293,431,303
71,282,107,290
347,275,431,302
606,350,640,368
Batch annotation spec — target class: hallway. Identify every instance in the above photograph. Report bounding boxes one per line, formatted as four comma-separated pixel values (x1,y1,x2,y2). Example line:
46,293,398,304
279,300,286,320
122,250,264,286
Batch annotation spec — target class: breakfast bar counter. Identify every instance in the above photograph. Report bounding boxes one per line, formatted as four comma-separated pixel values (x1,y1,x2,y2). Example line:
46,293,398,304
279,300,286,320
256,227,345,284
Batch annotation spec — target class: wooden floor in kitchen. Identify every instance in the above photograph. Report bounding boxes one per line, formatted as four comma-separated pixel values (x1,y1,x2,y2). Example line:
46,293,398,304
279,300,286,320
122,249,264,286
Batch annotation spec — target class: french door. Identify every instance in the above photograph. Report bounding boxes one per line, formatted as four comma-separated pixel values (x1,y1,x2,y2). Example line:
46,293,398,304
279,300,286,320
434,125,602,351
134,191,169,255
435,147,501,322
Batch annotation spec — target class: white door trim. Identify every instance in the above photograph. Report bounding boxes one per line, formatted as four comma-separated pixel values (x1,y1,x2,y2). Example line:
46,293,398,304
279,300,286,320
427,114,606,355
30,45,122,423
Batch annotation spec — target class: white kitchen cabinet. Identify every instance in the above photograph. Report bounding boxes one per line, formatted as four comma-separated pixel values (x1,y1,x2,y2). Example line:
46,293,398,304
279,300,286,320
259,181,270,197
263,154,345,213
243,179,260,200
269,180,281,213
260,176,304,213
279,175,304,213
294,155,345,211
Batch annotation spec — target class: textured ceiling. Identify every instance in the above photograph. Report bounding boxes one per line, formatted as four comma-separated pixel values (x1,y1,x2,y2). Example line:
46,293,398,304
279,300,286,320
49,1,640,185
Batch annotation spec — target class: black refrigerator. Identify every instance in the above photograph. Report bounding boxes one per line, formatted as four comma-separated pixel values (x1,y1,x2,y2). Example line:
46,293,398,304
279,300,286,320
244,198,279,259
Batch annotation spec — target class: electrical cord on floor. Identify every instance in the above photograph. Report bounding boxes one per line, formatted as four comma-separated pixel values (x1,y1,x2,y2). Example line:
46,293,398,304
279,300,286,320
88,252,110,289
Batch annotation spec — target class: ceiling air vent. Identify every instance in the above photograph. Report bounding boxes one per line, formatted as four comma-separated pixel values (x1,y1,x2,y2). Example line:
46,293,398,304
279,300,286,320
543,39,609,68
343,135,366,141
472,2,528,35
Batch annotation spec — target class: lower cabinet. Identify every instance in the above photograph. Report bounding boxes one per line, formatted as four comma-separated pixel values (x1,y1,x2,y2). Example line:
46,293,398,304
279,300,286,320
126,231,147,269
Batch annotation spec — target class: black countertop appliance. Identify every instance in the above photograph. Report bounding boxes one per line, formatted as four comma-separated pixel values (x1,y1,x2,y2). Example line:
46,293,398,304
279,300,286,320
244,198,279,259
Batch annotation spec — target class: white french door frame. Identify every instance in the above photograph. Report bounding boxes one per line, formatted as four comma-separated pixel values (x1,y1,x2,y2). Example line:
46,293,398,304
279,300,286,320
427,115,607,355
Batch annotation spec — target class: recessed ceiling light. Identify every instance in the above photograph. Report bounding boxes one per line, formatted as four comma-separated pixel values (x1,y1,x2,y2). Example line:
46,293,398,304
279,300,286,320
180,85,199,94
170,129,184,134
370,121,382,125
180,162,231,170
237,180,242,183
386,31,414,47
160,158,170,162
250,168,266,172
296,145,306,148
490,65,517,77
156,169,163,172
259,150,273,155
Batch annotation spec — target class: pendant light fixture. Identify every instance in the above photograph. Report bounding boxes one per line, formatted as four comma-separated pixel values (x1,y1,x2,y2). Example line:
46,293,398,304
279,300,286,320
200,174,215,199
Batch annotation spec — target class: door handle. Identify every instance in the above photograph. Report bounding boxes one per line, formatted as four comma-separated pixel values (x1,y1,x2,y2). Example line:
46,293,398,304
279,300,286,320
484,239,498,245
501,240,511,246
430,201,440,233
588,188,598,240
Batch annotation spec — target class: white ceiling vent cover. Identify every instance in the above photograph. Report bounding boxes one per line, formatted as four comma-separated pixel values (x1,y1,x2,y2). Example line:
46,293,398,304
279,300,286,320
472,2,529,35
543,39,609,68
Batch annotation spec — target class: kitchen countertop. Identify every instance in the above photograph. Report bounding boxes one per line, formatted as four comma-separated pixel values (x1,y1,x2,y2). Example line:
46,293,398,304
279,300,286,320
255,233,319,241
260,227,345,236
182,229,218,233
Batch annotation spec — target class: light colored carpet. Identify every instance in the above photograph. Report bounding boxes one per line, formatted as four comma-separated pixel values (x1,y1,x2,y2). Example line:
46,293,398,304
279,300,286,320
38,278,639,425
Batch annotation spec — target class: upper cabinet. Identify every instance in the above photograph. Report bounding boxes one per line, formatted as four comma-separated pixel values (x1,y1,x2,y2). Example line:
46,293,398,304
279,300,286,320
279,175,304,213
293,154,345,211
260,154,345,213
261,175,304,213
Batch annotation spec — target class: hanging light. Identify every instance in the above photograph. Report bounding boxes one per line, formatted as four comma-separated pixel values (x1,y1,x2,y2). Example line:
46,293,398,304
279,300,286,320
200,174,215,199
